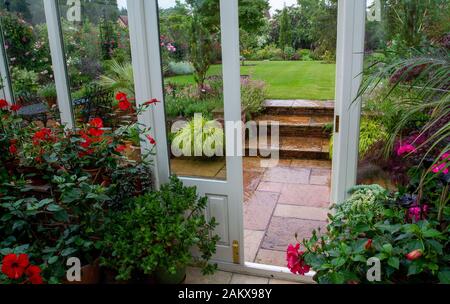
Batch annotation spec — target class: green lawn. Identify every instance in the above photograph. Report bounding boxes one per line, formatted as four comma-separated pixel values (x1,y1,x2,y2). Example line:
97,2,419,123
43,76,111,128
166,61,336,100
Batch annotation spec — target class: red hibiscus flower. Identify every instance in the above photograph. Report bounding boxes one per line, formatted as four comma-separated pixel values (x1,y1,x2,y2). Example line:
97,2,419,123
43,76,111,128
286,244,310,275
0,99,9,109
116,145,127,153
144,98,160,106
147,135,156,145
25,265,43,284
1,254,29,279
115,91,128,101
9,144,17,154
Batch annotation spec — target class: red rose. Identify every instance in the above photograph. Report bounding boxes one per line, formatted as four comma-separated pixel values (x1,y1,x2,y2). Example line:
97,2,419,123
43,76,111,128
79,131,93,149
365,239,373,250
1,254,29,280
147,135,156,145
115,91,127,101
118,99,132,111
406,249,423,261
0,99,9,109
25,265,43,284
88,127,104,137
10,104,21,112
9,144,17,154
286,244,310,275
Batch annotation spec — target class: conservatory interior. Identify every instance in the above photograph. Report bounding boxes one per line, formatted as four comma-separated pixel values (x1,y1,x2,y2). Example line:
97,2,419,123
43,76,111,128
0,0,448,285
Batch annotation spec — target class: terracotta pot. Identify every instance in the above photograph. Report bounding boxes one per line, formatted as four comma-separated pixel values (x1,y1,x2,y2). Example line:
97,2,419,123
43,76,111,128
65,260,101,285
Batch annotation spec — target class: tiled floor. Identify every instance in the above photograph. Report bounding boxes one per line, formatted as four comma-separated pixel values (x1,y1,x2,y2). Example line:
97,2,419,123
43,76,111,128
243,157,331,267
184,267,302,284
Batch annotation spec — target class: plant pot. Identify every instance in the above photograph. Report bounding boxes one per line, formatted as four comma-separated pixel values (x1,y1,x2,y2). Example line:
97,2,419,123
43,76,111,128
65,260,100,284
154,266,186,284
82,167,104,184
45,96,57,108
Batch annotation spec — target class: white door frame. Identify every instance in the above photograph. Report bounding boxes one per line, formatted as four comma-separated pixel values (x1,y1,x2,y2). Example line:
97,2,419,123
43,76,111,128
0,0,366,281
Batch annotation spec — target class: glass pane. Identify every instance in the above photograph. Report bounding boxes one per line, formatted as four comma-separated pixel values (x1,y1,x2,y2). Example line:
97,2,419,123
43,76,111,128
158,0,226,180
358,0,449,191
58,0,142,160
0,1,59,126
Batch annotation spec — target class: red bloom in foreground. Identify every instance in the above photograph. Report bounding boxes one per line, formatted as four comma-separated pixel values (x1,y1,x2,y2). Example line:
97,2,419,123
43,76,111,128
89,118,104,129
88,118,104,137
115,91,128,101
116,145,127,153
406,249,423,261
365,239,373,250
118,99,132,111
147,135,156,145
25,265,43,284
0,99,8,109
79,131,93,149
32,128,52,145
9,144,17,154
286,244,310,275
10,104,21,112
1,254,29,279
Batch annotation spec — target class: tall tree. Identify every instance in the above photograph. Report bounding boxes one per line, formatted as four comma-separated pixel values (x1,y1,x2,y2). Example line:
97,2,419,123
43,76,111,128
278,6,292,49
0,0,31,22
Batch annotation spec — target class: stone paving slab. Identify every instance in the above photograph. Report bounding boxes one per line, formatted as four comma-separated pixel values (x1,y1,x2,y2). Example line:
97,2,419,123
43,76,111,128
309,168,331,185
257,182,284,193
261,217,327,252
244,230,265,262
278,184,330,208
230,274,269,284
244,191,279,231
274,204,329,221
185,267,232,284
262,167,311,184
255,249,287,268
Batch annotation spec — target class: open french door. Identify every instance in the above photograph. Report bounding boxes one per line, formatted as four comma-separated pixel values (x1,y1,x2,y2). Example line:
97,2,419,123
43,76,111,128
128,0,244,265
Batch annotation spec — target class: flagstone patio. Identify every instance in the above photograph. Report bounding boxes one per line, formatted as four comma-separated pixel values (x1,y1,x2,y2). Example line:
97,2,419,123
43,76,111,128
243,157,331,267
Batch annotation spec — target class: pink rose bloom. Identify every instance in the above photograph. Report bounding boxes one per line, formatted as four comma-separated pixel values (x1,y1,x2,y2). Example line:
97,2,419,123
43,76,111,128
441,153,449,160
286,244,310,275
408,205,429,222
397,144,416,156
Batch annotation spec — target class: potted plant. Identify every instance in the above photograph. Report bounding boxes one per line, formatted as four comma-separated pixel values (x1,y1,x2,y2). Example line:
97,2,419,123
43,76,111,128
101,176,219,284
38,84,58,108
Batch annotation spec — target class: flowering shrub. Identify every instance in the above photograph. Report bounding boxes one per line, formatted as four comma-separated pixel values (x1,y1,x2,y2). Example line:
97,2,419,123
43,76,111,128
289,184,449,284
0,93,160,283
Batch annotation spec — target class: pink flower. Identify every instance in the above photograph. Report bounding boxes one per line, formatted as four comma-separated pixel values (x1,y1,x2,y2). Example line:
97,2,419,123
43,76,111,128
286,244,310,275
396,144,416,156
408,205,428,222
432,163,449,175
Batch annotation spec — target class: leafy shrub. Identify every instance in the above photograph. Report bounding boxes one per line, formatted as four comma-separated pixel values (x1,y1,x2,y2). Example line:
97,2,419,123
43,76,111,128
329,117,388,159
254,44,284,61
101,176,219,281
165,95,222,120
38,83,57,99
300,185,449,284
241,78,266,118
11,67,39,97
297,49,314,61
99,60,135,97
169,61,195,75
172,116,224,158
283,46,296,60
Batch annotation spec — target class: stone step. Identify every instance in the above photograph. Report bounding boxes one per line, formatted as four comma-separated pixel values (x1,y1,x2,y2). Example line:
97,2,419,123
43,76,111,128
245,136,330,160
264,100,335,116
254,114,333,138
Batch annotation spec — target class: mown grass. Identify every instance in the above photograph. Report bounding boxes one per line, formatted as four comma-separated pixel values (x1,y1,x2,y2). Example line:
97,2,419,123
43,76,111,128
165,60,336,100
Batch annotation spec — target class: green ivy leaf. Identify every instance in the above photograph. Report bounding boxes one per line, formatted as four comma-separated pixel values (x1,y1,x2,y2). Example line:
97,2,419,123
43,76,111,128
61,247,77,257
438,270,450,284
48,256,59,265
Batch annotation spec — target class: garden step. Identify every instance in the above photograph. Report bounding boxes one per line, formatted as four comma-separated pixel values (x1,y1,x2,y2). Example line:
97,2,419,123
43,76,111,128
263,100,335,116
254,114,333,138
245,135,330,160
